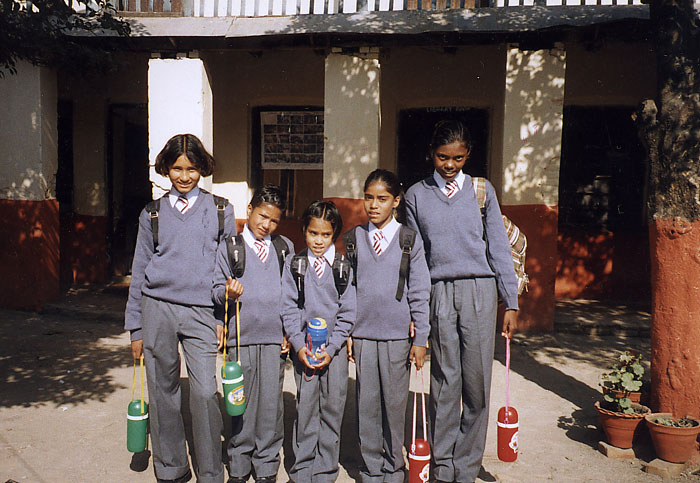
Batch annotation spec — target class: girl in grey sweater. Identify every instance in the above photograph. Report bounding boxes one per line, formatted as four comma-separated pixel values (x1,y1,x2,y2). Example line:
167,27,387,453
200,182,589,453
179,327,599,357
345,169,431,483
125,134,236,483
405,121,518,483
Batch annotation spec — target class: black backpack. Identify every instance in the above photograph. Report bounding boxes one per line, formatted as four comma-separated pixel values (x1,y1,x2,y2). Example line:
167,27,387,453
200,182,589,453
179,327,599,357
289,248,351,310
342,225,416,302
224,234,292,277
146,189,228,251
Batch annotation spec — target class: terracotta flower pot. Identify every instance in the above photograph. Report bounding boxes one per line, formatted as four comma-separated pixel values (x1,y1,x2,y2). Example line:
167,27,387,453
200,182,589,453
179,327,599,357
645,413,700,464
595,401,650,449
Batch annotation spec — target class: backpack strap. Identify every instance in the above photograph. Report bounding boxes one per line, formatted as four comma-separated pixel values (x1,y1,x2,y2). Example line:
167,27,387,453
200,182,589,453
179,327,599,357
342,228,358,287
332,253,351,298
212,194,228,243
225,235,246,278
271,235,292,276
146,198,161,251
472,177,496,273
395,225,417,301
290,250,308,310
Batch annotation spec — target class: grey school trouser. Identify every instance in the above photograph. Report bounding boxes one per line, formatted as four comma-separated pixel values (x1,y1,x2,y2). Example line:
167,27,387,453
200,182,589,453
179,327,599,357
290,348,349,483
429,278,497,483
226,344,286,480
141,296,224,483
354,338,411,483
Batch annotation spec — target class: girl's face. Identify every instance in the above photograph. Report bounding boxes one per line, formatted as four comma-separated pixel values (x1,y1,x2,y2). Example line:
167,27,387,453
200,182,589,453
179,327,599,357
305,217,334,257
168,154,201,194
432,141,470,182
247,202,282,240
364,181,400,230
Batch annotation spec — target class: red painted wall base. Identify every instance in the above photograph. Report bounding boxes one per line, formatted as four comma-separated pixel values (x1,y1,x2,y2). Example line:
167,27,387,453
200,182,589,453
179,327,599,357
0,199,60,310
649,218,700,418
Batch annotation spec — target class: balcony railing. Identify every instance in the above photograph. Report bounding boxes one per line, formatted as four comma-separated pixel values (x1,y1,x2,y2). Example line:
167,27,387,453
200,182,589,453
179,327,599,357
108,0,645,17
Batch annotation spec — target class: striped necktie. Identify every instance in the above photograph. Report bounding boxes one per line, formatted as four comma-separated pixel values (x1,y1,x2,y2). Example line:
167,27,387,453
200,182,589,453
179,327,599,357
175,195,189,213
445,180,459,198
373,231,385,255
313,257,324,278
254,239,268,263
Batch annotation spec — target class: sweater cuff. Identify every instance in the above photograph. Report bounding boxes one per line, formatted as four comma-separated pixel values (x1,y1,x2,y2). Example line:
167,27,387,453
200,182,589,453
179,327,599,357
325,343,341,358
412,333,429,348
289,334,307,354
130,329,143,342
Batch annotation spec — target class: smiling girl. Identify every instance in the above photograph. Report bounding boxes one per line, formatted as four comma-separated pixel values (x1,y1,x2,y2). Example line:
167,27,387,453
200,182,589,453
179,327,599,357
344,169,430,483
125,133,235,483
280,200,356,483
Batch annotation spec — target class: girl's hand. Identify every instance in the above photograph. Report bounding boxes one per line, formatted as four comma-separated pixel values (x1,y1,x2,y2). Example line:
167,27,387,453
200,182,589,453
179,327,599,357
297,347,331,370
346,336,355,363
226,278,244,300
131,340,143,361
281,335,290,354
409,321,415,339
501,310,518,339
409,345,427,371
216,324,225,351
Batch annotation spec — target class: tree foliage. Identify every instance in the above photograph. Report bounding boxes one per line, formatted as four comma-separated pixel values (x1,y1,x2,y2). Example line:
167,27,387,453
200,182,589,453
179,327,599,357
0,0,131,77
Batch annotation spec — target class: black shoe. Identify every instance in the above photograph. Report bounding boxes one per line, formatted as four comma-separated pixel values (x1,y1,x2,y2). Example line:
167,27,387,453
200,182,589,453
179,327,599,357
157,469,192,483
255,476,276,483
228,476,249,483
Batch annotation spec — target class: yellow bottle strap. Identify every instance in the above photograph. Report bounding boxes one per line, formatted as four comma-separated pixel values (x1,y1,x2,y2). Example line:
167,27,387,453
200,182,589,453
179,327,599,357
140,354,145,415
223,291,228,370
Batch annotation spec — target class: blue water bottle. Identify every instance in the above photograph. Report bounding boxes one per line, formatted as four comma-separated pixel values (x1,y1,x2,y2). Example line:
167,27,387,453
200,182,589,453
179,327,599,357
306,317,328,365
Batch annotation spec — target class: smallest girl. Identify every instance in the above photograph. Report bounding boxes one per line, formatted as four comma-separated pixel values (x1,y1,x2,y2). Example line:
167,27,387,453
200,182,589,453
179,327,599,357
345,169,431,483
280,200,356,483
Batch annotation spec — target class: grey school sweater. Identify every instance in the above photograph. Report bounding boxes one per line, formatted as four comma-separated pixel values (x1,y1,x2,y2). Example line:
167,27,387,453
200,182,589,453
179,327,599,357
211,235,294,346
404,174,519,311
349,224,431,347
280,252,356,358
124,191,236,341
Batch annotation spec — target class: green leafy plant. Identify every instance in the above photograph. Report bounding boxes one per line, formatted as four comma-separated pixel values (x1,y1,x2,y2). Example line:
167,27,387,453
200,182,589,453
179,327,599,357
649,416,699,428
599,351,645,414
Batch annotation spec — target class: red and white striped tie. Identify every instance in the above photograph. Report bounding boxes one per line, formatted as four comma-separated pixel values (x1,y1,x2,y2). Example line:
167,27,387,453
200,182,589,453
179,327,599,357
313,257,324,278
445,180,459,198
176,195,189,213
373,231,384,255
254,239,268,263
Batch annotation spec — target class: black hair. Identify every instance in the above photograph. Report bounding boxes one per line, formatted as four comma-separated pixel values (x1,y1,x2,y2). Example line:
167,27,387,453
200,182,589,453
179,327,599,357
428,120,473,157
154,134,216,177
363,169,406,224
301,200,343,242
250,184,287,212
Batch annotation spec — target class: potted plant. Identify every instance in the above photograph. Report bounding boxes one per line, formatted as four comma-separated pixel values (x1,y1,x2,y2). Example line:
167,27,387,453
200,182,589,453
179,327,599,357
645,413,700,463
599,350,645,404
595,353,650,449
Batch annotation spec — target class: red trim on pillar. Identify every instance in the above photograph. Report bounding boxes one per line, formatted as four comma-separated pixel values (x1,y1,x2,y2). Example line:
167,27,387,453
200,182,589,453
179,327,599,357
649,219,700,418
325,197,368,251
0,199,60,310
66,214,109,285
502,205,558,332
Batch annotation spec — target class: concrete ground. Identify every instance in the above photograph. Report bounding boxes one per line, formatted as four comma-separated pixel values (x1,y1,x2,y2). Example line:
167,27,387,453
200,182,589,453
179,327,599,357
1,288,699,482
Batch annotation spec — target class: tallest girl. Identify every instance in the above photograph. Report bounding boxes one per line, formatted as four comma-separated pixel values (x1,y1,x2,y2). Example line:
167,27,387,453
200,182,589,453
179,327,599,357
404,120,518,483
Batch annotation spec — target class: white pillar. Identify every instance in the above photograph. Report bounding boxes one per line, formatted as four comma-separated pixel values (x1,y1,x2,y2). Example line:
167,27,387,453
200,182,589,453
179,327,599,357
148,56,214,198
501,44,566,206
0,62,58,202
323,52,381,200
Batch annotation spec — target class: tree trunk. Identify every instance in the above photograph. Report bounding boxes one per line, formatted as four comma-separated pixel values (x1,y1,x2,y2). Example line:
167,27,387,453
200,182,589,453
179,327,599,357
637,0,700,418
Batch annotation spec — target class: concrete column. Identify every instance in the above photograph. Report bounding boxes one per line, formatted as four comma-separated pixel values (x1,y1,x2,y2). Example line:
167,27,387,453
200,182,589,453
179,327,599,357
323,52,380,228
0,61,60,309
148,56,213,198
499,44,566,331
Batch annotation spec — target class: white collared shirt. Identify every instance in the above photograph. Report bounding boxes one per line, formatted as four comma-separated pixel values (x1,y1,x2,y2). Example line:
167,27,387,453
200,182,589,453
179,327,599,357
307,244,335,277
242,224,271,251
168,186,200,213
433,170,465,197
368,217,400,254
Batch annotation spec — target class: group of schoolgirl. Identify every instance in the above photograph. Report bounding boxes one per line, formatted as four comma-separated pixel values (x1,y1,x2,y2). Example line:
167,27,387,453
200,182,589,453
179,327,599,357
126,119,519,483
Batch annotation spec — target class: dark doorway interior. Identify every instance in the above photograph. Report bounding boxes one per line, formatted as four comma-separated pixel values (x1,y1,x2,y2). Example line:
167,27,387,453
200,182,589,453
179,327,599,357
107,104,150,277
396,107,489,191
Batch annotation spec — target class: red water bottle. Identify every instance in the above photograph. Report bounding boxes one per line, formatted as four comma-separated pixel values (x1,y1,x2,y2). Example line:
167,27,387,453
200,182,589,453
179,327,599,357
497,337,518,462
409,369,430,483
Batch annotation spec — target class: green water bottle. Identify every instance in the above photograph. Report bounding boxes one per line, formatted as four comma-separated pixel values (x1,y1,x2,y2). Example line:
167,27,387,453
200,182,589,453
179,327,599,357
222,360,245,416
126,399,149,453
